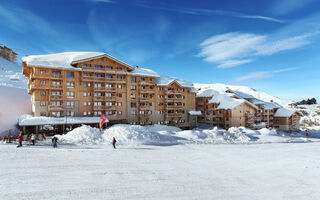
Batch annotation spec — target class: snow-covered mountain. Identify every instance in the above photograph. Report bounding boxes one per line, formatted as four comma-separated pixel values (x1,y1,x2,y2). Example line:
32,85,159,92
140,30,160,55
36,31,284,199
194,83,291,107
0,57,27,89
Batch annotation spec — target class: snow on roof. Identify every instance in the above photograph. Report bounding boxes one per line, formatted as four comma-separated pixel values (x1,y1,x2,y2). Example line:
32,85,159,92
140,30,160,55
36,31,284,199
22,52,106,70
128,67,160,77
188,110,202,115
196,89,220,98
190,87,198,93
274,108,297,117
262,102,281,110
156,76,194,88
208,92,258,110
228,90,255,99
250,98,265,105
18,115,106,126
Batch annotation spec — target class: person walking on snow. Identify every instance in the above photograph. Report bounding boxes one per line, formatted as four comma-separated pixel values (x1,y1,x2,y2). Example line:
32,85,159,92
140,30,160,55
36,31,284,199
17,132,23,148
112,137,117,149
52,136,58,148
31,133,35,145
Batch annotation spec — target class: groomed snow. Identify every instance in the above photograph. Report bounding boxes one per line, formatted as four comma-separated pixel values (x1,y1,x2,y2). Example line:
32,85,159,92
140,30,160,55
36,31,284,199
22,52,106,70
18,114,103,126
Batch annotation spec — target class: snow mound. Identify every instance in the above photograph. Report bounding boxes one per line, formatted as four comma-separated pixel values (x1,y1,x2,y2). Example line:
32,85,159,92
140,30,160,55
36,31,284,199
58,124,262,146
57,125,103,145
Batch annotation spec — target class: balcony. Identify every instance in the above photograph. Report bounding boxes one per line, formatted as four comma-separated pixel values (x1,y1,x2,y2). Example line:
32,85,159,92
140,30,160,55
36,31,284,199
166,98,183,102
105,105,116,111
51,85,63,89
82,76,94,81
48,105,64,111
140,89,155,94
167,112,183,117
94,96,106,101
50,95,63,100
139,81,155,85
93,106,105,110
140,97,152,102
167,90,182,94
51,74,63,79
94,87,106,91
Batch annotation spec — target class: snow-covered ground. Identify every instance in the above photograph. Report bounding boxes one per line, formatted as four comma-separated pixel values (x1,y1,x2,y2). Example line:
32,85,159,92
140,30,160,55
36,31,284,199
1,140,320,199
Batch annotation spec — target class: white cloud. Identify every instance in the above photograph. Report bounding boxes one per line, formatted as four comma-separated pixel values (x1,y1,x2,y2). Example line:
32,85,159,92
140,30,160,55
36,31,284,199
234,67,297,82
136,2,283,23
198,31,318,68
269,0,316,16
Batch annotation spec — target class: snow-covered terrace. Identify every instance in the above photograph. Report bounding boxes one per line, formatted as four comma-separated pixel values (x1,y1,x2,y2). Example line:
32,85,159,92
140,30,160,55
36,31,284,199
18,115,105,126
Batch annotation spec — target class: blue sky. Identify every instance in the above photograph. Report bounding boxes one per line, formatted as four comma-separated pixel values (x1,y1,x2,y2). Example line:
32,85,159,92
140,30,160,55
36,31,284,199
0,0,320,101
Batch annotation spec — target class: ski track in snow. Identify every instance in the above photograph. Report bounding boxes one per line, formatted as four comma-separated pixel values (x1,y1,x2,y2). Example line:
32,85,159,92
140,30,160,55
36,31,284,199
1,142,320,199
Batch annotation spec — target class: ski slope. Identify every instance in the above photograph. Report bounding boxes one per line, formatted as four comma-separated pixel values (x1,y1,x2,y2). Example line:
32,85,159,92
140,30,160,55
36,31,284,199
1,142,320,200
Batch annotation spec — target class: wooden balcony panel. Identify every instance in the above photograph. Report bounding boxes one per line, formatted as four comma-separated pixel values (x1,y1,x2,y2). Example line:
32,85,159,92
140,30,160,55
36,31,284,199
50,95,63,100
139,81,155,85
94,96,106,101
93,106,105,110
140,89,155,94
105,106,116,111
48,105,64,111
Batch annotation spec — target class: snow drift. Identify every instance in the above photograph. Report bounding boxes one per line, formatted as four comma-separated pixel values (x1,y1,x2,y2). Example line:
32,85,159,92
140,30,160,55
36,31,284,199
57,124,313,146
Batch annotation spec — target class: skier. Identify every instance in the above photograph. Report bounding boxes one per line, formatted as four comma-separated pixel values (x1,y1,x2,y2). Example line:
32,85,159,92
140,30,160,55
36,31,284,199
31,133,36,145
112,137,117,149
52,136,58,148
17,132,23,148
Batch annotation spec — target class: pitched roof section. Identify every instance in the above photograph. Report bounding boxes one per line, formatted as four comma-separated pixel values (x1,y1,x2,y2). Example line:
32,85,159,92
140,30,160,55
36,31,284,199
156,76,194,88
22,52,133,70
274,108,298,117
128,67,160,77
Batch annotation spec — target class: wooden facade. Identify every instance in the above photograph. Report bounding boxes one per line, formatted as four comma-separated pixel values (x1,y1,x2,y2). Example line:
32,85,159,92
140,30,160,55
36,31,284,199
22,53,197,128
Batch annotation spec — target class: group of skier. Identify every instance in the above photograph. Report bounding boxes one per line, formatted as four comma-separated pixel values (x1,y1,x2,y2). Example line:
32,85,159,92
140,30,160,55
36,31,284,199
16,131,58,148
15,131,117,149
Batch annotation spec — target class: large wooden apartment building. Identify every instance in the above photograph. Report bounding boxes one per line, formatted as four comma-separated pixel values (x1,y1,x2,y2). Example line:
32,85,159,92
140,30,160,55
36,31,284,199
196,88,302,131
21,52,199,133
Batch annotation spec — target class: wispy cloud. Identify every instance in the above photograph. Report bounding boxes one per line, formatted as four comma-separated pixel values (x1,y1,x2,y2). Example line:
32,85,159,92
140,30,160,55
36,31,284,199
90,0,115,3
234,67,298,82
136,1,284,23
269,0,316,16
0,4,55,35
198,31,319,68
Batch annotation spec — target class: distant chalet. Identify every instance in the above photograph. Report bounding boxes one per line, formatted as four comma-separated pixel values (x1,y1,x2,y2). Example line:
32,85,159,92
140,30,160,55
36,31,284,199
0,45,17,63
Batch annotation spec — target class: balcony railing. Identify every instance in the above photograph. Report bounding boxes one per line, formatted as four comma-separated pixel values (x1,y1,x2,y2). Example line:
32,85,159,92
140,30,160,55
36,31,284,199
50,95,63,100
140,89,155,93
139,81,155,85
48,105,64,110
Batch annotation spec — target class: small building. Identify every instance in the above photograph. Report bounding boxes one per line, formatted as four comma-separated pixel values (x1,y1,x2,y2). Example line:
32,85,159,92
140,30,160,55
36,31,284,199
273,108,302,131
0,45,17,63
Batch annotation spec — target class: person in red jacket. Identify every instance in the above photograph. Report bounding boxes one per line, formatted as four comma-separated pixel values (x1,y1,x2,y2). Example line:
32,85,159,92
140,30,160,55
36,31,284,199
17,132,23,148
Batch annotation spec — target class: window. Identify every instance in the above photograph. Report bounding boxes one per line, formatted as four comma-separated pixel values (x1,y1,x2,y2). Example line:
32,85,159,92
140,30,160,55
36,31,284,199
67,82,74,88
67,91,74,98
130,85,136,90
118,93,122,98
118,102,122,106
118,111,122,115
40,80,46,85
84,83,87,87
130,77,136,83
106,75,112,80
106,93,111,97
117,76,122,80
106,66,112,70
66,101,74,107
83,92,87,97
130,94,136,99
67,111,74,116
52,71,61,75
88,102,91,106
40,91,46,96
40,70,46,74
83,112,87,116
40,112,46,116
106,84,112,88
106,102,112,106
94,65,102,69
131,102,136,108
117,67,122,71
118,84,122,89
131,111,136,115
67,72,74,78
40,101,46,106
88,112,91,115
83,102,87,106
83,64,87,67
52,91,61,95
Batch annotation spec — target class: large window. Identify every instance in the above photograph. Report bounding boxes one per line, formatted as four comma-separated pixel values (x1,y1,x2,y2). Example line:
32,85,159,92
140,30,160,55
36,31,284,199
130,77,136,83
67,72,74,78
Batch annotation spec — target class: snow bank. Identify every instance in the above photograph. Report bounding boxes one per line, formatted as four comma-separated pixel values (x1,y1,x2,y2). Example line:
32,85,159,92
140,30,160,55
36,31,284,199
57,124,312,146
